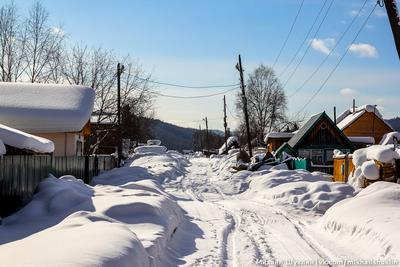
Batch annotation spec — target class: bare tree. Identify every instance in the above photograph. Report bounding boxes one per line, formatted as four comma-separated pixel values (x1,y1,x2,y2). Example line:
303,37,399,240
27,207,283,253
0,2,25,82
62,45,154,153
23,2,64,83
236,64,287,142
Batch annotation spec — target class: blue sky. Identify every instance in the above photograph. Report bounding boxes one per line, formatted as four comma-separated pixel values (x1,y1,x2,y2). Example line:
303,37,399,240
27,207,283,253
7,0,400,130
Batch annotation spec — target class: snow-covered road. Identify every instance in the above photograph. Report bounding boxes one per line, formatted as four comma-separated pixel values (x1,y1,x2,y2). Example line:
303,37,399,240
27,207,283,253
1,150,399,267
165,157,356,267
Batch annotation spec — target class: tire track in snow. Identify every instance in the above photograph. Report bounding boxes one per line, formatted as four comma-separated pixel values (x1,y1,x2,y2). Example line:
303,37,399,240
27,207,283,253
272,209,333,267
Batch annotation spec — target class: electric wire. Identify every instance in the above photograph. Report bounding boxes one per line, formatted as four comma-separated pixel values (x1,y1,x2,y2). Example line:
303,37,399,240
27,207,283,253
137,76,239,89
272,0,305,68
282,0,336,89
288,0,368,97
296,2,378,114
154,86,240,99
278,0,329,78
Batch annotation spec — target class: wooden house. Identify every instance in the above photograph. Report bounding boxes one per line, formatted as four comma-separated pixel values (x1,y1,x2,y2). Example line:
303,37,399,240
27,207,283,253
264,132,294,152
0,83,95,156
287,112,355,174
336,105,393,145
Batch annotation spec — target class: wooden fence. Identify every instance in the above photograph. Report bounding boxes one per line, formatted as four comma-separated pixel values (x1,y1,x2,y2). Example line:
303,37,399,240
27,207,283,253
0,155,117,216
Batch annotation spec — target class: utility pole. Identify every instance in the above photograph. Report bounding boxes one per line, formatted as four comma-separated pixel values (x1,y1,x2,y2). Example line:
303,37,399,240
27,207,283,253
198,125,203,151
117,63,124,166
223,95,228,152
236,54,253,157
383,0,400,59
203,117,209,151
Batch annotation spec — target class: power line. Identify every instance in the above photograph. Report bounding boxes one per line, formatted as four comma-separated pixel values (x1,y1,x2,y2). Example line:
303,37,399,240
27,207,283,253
288,0,368,98
154,86,240,99
272,0,305,68
282,0,336,89
227,105,239,120
137,76,239,89
278,0,329,78
297,1,378,114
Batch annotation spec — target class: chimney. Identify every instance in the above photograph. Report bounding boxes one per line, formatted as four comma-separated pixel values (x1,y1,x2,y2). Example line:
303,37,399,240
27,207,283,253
334,106,337,124
353,99,356,113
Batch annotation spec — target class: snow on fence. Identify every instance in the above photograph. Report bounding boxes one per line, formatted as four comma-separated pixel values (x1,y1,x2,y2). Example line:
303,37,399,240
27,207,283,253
0,155,117,216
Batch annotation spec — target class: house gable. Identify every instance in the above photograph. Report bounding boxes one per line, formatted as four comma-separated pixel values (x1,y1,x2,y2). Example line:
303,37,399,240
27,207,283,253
342,111,393,143
288,112,354,151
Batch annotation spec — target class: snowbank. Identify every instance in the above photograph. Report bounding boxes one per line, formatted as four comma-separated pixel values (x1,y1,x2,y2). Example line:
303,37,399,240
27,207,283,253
320,182,400,259
218,136,239,154
128,150,189,183
147,139,162,146
0,123,54,153
134,145,167,154
0,161,186,266
246,170,355,213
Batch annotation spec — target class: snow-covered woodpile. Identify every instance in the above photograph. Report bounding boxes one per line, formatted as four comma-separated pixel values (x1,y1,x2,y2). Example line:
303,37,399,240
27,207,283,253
348,143,399,188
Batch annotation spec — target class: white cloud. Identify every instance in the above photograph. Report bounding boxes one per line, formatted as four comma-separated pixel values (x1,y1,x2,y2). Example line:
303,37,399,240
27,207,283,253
310,38,335,55
349,43,378,58
340,87,357,97
374,9,386,18
349,10,359,17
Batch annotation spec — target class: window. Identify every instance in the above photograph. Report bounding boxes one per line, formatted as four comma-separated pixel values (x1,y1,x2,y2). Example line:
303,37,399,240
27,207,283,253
76,141,83,156
298,149,310,159
325,149,334,164
311,149,324,165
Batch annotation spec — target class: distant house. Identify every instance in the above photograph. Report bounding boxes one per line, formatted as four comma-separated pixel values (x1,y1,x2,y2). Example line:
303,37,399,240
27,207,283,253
0,83,95,156
287,112,354,173
336,105,393,145
0,123,54,155
264,132,294,152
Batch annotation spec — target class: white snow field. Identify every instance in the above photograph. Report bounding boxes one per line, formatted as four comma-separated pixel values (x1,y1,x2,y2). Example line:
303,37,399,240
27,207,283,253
1,148,400,266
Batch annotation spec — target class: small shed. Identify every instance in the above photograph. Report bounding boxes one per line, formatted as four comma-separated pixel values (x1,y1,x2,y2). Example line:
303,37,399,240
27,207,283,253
288,112,355,174
264,132,294,152
333,154,354,182
336,105,393,144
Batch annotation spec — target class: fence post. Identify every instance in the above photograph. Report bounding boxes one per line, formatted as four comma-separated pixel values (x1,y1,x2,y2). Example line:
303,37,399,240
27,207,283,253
94,156,99,177
84,156,89,184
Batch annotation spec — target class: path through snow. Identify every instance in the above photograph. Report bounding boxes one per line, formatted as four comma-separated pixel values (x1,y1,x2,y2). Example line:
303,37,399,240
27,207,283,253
165,157,359,267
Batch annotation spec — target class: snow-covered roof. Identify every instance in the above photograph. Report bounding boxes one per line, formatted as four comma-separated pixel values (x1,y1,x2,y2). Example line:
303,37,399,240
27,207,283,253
348,136,375,144
0,82,95,133
336,105,393,131
379,132,400,145
0,123,54,153
264,132,294,143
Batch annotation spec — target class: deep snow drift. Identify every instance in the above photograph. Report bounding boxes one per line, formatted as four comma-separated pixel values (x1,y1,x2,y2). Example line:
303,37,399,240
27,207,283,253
321,182,400,260
0,151,189,267
1,146,400,266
